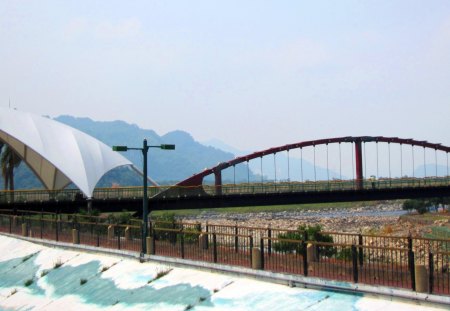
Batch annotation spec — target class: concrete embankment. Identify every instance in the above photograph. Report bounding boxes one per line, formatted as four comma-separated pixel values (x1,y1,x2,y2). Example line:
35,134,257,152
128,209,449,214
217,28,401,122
0,234,447,310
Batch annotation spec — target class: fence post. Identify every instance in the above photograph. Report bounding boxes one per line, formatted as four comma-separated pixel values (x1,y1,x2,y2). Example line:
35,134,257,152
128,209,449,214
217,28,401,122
149,229,156,255
9,215,12,233
205,222,209,246
409,250,416,291
77,223,80,244
235,225,239,253
117,227,121,250
352,245,358,283
21,222,27,237
108,225,114,240
125,226,131,241
180,232,185,259
96,225,100,247
213,234,217,263
302,241,308,276
429,252,434,294
268,227,272,256
260,238,265,269
249,236,254,266
407,234,413,255
141,223,145,254
72,228,80,244
358,234,363,266
55,219,59,242
40,214,43,239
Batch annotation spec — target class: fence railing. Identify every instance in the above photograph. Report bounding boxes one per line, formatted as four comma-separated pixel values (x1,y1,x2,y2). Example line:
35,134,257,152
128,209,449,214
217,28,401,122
0,213,449,296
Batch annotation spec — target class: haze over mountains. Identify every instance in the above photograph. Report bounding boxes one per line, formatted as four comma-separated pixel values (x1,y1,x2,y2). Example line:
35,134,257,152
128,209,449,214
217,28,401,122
2,116,446,190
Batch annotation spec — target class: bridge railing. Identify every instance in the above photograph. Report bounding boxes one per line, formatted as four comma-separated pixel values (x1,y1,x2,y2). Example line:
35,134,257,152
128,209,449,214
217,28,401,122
0,213,449,296
0,176,449,204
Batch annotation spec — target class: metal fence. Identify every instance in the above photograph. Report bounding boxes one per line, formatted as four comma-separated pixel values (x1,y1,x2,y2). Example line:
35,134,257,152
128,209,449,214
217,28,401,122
0,213,449,296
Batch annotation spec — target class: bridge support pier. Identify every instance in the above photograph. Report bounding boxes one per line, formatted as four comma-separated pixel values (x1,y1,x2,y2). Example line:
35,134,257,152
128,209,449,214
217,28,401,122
214,170,222,196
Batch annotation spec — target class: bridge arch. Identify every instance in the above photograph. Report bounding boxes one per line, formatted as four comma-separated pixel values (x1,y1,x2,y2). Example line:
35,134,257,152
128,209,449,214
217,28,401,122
176,136,450,194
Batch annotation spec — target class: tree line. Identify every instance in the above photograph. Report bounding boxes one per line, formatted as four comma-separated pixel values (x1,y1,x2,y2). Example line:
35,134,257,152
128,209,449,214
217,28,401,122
0,142,22,191
402,197,450,214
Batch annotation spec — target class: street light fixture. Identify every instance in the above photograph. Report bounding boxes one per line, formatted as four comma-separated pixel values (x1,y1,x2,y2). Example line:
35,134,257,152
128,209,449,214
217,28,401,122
113,139,175,254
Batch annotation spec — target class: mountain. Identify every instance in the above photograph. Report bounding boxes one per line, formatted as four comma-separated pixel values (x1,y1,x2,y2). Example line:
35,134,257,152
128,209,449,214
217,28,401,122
0,116,257,190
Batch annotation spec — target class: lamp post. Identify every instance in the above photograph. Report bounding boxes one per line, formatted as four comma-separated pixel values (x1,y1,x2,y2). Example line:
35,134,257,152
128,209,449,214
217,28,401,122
113,139,175,254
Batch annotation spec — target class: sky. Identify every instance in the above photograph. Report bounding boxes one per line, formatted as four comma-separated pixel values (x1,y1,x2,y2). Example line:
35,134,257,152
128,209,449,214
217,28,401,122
1,1,450,152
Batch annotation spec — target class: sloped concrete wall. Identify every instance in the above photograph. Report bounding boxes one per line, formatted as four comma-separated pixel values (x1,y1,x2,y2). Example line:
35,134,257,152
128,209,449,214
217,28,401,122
0,235,446,311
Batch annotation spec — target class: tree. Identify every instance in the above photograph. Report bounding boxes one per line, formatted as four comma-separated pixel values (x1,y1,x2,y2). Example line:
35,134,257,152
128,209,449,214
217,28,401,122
402,199,430,214
1,145,22,191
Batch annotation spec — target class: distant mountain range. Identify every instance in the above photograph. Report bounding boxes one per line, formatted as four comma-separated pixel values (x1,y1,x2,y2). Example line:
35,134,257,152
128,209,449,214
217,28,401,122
7,115,443,191
1,116,258,189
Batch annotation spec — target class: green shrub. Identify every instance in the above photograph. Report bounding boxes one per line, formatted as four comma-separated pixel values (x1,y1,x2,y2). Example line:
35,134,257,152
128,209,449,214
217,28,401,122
273,224,335,257
107,210,133,225
152,213,181,244
336,247,352,260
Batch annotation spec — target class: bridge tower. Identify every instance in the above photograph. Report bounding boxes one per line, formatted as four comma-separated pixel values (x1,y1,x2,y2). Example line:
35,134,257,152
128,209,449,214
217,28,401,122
354,140,364,190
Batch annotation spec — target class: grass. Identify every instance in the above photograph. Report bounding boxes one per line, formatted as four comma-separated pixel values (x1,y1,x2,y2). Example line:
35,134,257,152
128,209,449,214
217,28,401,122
155,267,172,279
53,258,63,269
151,201,381,217
40,270,49,277
148,267,173,284
22,253,34,262
24,279,33,287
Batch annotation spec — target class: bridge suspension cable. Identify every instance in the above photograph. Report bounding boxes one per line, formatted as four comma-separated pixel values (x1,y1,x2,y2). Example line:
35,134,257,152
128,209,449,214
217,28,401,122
376,142,379,178
388,143,392,180
260,157,263,184
424,147,427,178
363,142,367,179
300,147,304,182
274,153,277,184
400,144,403,178
287,150,290,182
435,149,438,177
313,145,317,182
233,165,236,185
339,143,342,180
247,160,250,184
326,144,329,182
412,145,415,178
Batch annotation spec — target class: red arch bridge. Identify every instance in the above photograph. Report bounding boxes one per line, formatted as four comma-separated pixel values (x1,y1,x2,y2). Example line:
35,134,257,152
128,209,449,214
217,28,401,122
1,136,450,212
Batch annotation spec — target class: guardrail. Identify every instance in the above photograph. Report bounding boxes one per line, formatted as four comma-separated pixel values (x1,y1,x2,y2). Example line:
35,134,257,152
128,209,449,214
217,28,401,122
0,213,449,296
1,176,450,204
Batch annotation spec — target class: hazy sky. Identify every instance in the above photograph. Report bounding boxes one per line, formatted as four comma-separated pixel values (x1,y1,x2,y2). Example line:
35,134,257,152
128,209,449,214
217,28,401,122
1,1,450,152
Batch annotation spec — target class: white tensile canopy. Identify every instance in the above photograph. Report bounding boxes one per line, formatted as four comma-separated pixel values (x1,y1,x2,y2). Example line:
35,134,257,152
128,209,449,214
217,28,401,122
0,107,134,198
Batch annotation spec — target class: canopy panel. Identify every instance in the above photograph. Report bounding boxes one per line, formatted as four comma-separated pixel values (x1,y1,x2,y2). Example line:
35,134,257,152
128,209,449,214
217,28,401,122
0,108,133,197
